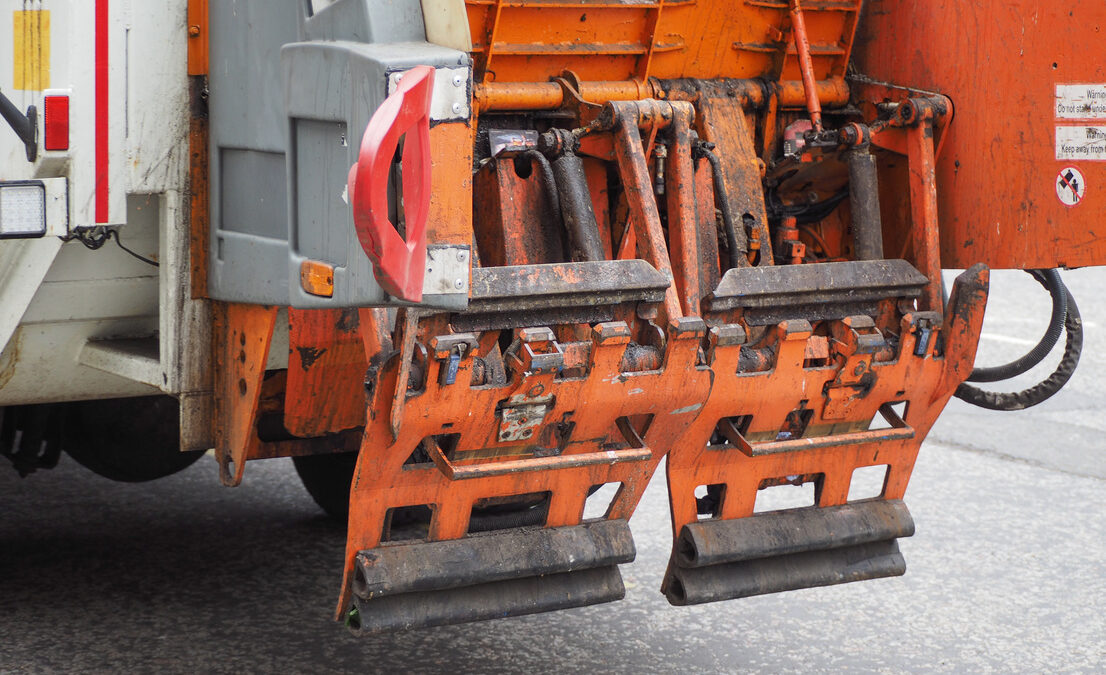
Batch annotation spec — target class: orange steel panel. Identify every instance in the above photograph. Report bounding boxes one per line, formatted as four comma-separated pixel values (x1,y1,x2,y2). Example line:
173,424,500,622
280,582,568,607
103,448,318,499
853,0,1106,269
473,159,567,266
427,122,475,246
466,0,862,84
696,95,773,265
284,308,368,438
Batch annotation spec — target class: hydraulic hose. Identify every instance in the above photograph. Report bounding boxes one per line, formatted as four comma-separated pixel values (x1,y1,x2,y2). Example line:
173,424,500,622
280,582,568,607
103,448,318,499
700,147,746,270
967,269,1067,383
954,269,1083,411
522,150,563,236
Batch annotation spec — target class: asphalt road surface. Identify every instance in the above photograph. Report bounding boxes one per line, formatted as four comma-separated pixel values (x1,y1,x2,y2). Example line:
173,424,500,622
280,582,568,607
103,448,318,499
2,269,1105,674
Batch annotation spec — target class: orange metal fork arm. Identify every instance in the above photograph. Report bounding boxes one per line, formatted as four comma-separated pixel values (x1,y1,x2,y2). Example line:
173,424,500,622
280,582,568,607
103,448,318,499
608,102,685,321
665,105,702,316
870,97,950,312
907,120,942,312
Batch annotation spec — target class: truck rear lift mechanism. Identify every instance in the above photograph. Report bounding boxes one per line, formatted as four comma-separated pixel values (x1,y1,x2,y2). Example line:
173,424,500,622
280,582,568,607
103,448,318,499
204,0,992,634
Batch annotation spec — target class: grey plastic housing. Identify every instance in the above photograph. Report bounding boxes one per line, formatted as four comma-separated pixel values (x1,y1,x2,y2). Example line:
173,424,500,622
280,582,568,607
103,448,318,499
282,41,472,309
302,0,426,43
208,0,301,304
207,0,471,310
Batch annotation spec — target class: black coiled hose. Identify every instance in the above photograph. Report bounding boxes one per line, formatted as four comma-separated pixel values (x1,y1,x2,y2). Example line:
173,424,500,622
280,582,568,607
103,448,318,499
967,269,1067,383
954,269,1083,411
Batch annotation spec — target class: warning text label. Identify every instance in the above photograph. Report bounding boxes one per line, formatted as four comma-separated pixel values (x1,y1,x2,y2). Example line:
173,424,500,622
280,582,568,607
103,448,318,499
1056,84,1106,119
1056,126,1106,161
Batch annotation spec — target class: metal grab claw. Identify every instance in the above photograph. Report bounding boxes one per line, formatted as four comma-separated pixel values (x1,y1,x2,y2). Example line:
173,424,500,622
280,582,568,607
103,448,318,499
662,264,989,605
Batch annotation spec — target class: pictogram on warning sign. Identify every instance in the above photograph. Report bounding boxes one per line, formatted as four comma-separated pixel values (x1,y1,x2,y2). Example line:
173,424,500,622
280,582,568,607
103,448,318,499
1056,166,1086,207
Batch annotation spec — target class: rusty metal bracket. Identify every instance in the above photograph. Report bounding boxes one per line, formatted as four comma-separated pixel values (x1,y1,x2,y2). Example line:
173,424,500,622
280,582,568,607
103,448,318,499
212,302,277,487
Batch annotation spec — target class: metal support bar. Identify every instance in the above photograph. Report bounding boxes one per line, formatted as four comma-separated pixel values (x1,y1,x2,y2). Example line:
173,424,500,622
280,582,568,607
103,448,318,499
425,435,652,480
473,77,851,112
608,101,685,322
0,89,36,161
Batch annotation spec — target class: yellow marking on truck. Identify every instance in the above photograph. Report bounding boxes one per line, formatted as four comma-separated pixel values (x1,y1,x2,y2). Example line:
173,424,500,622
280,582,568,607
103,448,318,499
13,10,50,91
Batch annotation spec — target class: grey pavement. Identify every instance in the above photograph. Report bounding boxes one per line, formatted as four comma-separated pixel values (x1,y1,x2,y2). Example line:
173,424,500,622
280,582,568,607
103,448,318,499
1,268,1105,673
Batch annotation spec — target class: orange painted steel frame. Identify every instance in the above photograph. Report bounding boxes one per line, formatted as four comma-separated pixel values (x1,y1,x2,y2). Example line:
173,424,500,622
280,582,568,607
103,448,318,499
339,317,711,614
853,0,1106,270
666,269,988,565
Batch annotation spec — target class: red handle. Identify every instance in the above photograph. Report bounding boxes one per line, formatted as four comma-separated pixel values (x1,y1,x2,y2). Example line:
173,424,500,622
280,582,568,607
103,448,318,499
348,65,434,302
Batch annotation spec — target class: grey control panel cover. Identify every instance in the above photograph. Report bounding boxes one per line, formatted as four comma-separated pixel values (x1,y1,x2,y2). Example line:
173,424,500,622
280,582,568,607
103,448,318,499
283,42,471,309
207,0,471,310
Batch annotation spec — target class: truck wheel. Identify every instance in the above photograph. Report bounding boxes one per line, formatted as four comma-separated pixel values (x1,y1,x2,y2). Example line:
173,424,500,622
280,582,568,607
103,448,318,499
63,396,204,482
292,452,358,520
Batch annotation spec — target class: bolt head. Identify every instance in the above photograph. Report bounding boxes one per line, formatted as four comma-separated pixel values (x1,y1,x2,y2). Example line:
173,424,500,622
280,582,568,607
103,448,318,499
454,278,465,289
452,74,464,87
451,101,463,114
456,250,467,262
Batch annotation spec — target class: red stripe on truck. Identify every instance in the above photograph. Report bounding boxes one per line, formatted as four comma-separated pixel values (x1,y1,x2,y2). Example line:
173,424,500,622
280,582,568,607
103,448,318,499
95,0,109,223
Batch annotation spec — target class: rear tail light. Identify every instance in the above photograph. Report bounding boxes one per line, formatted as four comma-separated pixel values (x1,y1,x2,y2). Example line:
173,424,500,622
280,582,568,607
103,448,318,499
43,93,69,151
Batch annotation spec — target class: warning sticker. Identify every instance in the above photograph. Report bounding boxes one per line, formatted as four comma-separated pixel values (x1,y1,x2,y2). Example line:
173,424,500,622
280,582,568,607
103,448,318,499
1056,126,1106,161
1056,167,1085,207
1056,84,1106,119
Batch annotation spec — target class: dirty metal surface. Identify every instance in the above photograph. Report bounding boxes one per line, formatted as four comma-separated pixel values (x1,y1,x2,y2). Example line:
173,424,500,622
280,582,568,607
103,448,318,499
354,519,634,599
284,308,367,437
707,259,927,311
667,539,907,606
351,565,627,635
212,302,278,487
676,500,914,568
468,259,669,311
